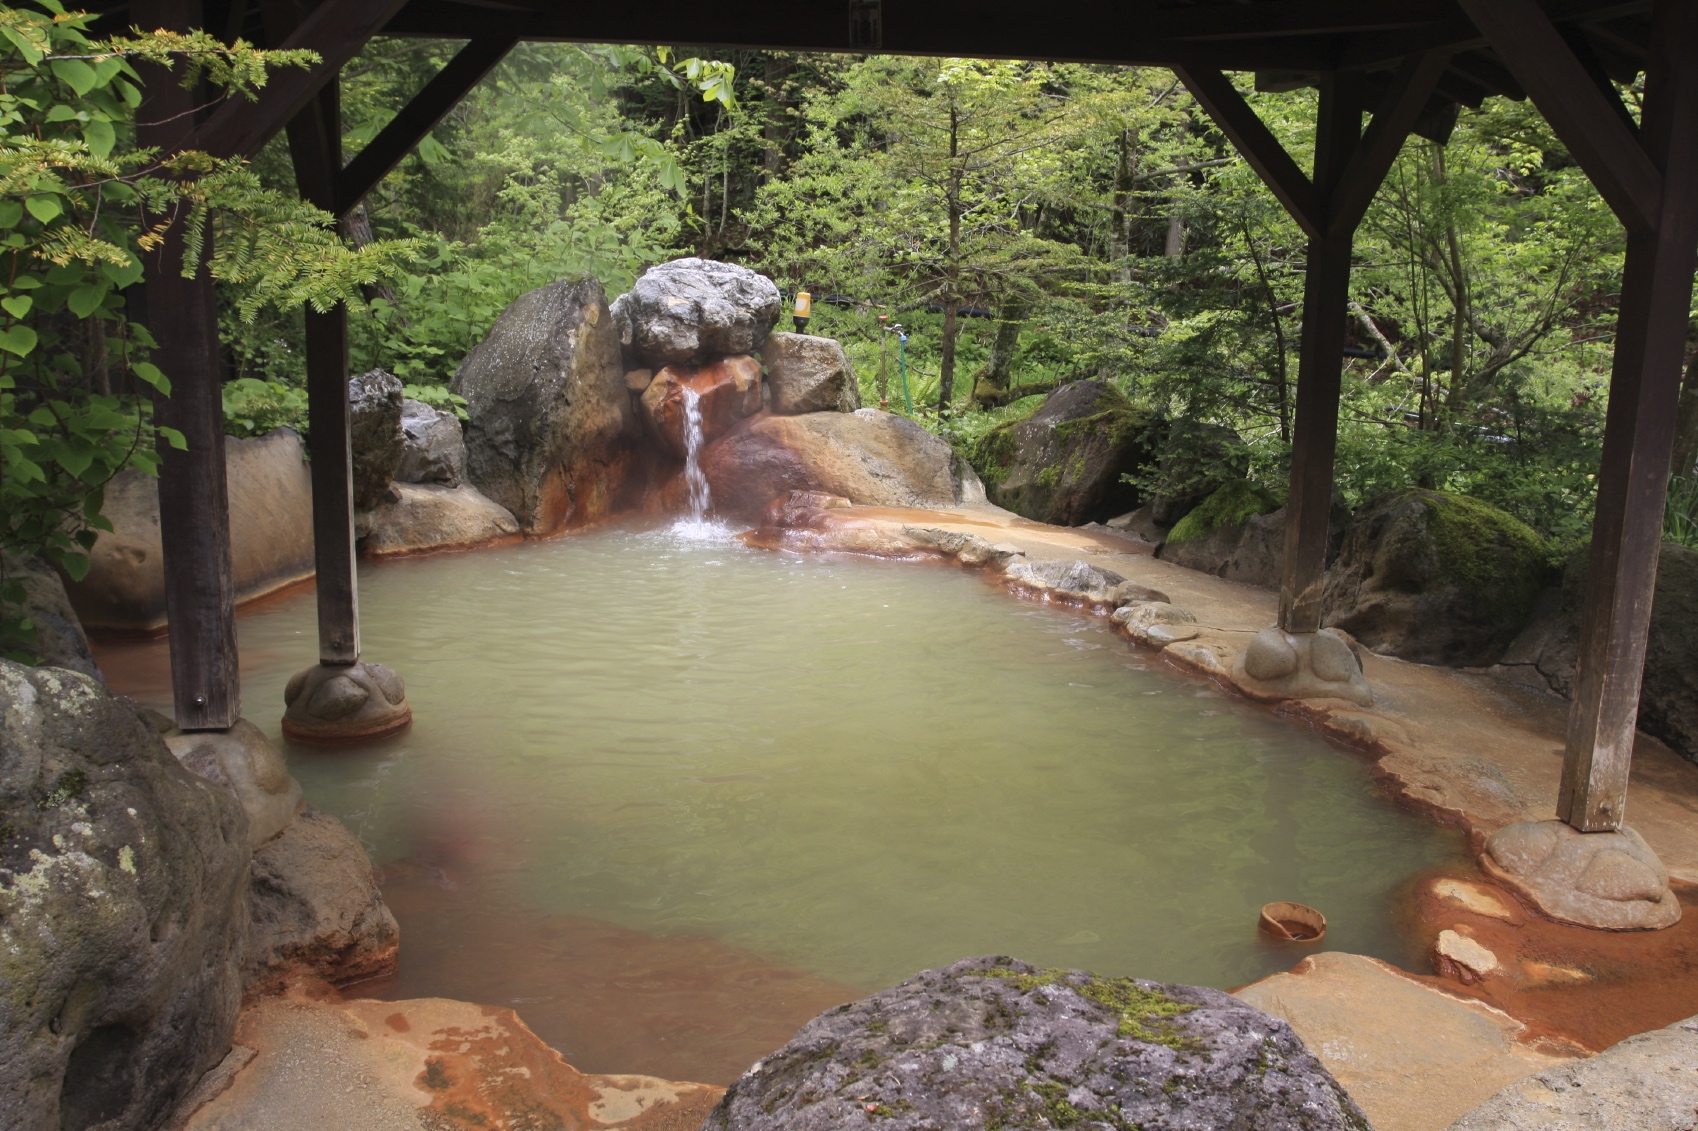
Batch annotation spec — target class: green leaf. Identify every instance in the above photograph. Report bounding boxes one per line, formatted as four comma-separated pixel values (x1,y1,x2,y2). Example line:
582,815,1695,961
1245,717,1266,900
45,103,77,122
0,200,20,229
1,27,44,66
0,325,38,357
101,255,143,289
1,295,32,319
58,553,90,583
51,60,99,97
131,362,169,394
66,284,106,319
25,195,62,224
158,426,188,451
81,117,114,159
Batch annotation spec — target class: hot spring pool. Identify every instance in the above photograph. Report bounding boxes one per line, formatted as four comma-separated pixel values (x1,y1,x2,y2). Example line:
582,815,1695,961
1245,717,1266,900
98,522,1463,1082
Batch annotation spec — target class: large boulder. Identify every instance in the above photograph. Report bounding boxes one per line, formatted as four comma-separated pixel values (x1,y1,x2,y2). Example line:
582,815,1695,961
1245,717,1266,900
1448,1012,1698,1131
702,409,985,521
640,355,764,457
703,956,1367,1131
1158,480,1285,585
242,808,400,998
395,398,466,488
349,369,404,512
1,550,100,681
610,257,781,368
452,276,637,534
359,482,520,557
66,428,314,632
762,332,861,414
1321,490,1552,667
0,661,249,1131
1500,540,1698,764
971,380,1154,526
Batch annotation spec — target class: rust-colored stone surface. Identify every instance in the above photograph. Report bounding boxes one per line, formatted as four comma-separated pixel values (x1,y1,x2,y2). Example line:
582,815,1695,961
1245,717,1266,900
642,355,764,457
180,993,724,1131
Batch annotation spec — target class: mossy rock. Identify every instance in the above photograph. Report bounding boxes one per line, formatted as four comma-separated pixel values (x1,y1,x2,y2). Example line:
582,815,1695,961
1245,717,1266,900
1322,489,1553,667
968,380,1156,526
1166,480,1284,544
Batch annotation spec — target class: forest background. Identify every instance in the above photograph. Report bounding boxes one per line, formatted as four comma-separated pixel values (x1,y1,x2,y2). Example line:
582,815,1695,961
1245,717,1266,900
7,13,1698,627
242,37,1698,558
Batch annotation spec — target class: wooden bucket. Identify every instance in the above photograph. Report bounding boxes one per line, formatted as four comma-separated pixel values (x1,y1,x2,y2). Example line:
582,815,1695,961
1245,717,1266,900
1260,901,1327,943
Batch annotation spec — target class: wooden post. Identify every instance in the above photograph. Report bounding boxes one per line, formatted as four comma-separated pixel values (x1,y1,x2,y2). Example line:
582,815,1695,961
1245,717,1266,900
1279,78,1363,632
1557,0,1698,831
277,60,362,665
135,0,239,729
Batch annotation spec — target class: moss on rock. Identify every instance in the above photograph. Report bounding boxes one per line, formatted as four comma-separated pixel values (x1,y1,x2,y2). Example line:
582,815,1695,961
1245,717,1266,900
1166,480,1284,544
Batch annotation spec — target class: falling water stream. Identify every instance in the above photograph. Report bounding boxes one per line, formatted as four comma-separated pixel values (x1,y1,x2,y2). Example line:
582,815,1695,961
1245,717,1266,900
94,526,1465,1083
679,386,715,530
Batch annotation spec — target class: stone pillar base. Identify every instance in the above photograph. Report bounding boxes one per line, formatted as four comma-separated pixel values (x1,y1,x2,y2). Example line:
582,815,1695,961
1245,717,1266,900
1229,626,1373,707
282,661,412,744
156,716,304,846
1481,819,1680,930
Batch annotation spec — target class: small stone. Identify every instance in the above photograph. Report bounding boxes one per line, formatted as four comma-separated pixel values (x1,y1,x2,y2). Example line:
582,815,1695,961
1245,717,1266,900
624,368,653,391
1243,626,1299,680
1430,878,1523,924
1434,929,1500,984
1310,630,1360,683
308,675,370,720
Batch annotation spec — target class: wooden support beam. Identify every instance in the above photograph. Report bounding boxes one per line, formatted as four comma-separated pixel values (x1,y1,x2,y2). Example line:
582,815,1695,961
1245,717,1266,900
134,0,240,729
1328,49,1451,238
1280,76,1365,633
306,302,360,665
1174,66,1324,238
335,32,518,216
1458,0,1662,236
192,0,409,159
1559,0,1698,832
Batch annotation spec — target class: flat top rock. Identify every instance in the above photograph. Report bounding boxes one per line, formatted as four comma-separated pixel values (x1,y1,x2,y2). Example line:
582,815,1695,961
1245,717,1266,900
1446,1012,1698,1131
182,994,722,1131
1235,951,1570,1131
705,955,1368,1131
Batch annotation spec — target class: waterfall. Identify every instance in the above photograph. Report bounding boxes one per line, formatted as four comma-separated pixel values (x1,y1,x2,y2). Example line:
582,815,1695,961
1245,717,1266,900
680,385,714,526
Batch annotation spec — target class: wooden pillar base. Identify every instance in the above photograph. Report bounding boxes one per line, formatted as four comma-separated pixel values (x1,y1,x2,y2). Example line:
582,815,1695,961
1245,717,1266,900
1230,626,1372,708
282,660,412,744
1481,820,1679,930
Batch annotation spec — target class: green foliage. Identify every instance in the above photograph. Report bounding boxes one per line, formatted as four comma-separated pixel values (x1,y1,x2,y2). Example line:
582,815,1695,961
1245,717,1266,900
1668,477,1698,551
221,377,307,438
962,395,1047,486
1,2,415,657
1167,480,1284,543
402,382,468,420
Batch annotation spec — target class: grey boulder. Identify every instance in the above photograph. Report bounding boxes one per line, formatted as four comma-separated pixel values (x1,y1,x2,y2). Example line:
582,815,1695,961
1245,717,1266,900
1,550,101,681
1447,1012,1698,1131
704,955,1369,1131
611,257,781,367
396,397,466,487
350,368,405,512
453,276,636,534
0,660,249,1131
243,807,400,998
763,332,861,414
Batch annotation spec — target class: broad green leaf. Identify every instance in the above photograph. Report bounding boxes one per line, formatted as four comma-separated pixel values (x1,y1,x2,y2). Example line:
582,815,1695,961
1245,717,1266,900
59,553,90,582
131,362,169,393
159,426,188,451
45,103,77,122
0,200,20,228
1,295,32,319
25,195,62,224
0,325,38,357
101,256,143,288
82,117,114,159
1,27,44,66
51,60,99,97
67,284,106,319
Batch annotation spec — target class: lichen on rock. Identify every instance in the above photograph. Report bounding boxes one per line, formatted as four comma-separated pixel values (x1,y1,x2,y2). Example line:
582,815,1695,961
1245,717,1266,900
703,955,1369,1131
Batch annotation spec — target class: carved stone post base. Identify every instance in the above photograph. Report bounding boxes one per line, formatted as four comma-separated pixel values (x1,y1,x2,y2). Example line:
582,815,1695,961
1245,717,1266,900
1481,820,1680,930
155,716,304,846
282,661,411,744
1229,626,1373,707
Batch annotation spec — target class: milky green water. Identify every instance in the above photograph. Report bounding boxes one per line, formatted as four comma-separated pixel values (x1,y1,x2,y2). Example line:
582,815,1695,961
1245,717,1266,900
160,524,1461,996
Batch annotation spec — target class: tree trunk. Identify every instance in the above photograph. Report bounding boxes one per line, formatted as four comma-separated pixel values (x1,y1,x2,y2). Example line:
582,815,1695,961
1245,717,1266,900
762,54,794,181
1164,212,1186,258
982,299,1028,394
938,107,962,417
1110,129,1134,282
1673,345,1698,481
